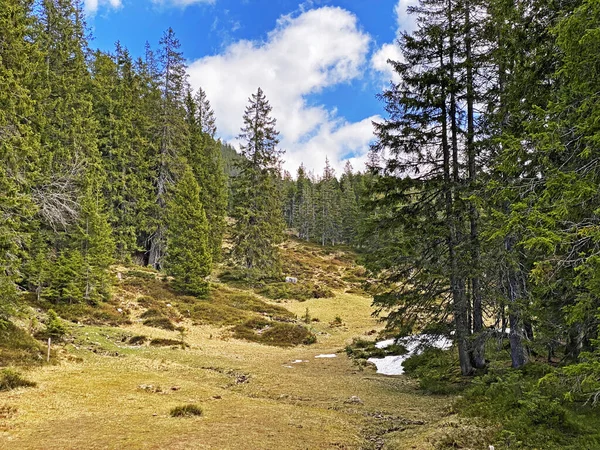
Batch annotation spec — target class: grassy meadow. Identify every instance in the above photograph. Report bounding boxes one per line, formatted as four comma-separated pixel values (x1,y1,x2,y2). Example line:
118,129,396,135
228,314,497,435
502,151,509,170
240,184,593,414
0,241,490,449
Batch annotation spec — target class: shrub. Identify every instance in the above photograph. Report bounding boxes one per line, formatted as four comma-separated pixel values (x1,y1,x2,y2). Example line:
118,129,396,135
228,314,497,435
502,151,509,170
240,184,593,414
45,309,67,338
150,338,185,347
232,320,316,347
0,368,37,391
0,320,46,366
402,347,465,395
143,317,176,331
128,335,147,345
170,404,203,417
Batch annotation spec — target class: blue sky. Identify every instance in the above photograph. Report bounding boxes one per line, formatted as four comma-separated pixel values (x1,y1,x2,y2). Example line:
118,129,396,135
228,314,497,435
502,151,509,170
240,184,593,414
85,0,416,174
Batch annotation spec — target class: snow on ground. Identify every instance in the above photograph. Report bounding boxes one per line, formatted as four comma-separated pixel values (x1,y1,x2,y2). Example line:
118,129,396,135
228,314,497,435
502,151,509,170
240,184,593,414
368,334,453,376
315,354,337,358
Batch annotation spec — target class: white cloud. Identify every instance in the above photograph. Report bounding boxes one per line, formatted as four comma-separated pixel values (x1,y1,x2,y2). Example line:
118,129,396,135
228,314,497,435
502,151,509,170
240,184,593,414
84,0,122,16
370,0,418,84
395,0,419,34
188,7,375,174
371,42,403,84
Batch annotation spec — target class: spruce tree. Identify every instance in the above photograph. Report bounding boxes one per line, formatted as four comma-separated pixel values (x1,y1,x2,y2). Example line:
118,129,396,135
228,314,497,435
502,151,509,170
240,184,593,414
147,28,189,270
0,0,39,313
184,89,228,261
165,167,212,296
231,88,285,280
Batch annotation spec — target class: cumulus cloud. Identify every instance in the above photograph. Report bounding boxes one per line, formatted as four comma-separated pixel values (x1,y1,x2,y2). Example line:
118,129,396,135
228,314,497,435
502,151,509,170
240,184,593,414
84,0,122,16
370,0,418,83
188,7,374,174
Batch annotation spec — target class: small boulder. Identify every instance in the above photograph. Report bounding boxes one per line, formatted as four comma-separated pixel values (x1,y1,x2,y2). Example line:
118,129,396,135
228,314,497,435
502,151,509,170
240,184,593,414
344,396,364,405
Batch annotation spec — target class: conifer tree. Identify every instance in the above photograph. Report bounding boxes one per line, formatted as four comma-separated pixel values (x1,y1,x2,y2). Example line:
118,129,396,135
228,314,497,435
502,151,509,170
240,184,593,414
184,89,228,261
231,88,285,279
148,28,189,269
194,87,217,138
340,161,359,244
0,0,39,313
165,167,212,296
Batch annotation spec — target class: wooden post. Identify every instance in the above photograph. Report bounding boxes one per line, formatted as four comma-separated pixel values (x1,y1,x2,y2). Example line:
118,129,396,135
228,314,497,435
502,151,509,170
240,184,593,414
47,337,51,362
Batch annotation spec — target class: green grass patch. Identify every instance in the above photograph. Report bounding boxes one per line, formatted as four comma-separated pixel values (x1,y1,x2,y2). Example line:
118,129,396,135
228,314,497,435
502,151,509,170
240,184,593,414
258,282,334,301
149,338,186,347
232,318,316,347
143,317,176,331
0,368,37,391
170,404,203,417
0,320,46,367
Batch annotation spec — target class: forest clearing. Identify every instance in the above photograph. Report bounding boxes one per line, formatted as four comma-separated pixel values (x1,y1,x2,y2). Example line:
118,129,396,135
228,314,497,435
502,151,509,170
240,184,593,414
0,241,482,450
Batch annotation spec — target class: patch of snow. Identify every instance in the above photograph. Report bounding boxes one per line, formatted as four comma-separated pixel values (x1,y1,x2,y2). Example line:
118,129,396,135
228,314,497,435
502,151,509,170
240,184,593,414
375,339,396,349
368,334,453,376
291,360,308,364
315,354,337,358
283,365,294,369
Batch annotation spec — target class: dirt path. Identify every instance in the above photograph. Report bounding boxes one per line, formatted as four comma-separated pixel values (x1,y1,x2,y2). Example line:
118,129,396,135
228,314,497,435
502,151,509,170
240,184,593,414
0,292,454,449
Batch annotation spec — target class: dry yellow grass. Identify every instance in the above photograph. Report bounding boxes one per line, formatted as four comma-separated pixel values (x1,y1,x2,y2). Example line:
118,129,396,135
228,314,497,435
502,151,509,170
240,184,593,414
0,290,458,449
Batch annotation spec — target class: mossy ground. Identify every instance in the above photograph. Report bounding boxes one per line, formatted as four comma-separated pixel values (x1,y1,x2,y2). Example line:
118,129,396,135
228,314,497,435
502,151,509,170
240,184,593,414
0,241,489,449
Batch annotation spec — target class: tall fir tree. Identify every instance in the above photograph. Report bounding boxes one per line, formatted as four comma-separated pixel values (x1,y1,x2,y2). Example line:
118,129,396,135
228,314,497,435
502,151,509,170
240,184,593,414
231,88,285,279
183,88,228,261
0,0,39,314
165,167,212,296
147,28,189,269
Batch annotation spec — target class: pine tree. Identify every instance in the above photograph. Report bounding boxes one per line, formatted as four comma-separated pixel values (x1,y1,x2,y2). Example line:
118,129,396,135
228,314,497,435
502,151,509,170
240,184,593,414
183,89,228,261
231,88,285,279
340,161,359,244
316,158,342,246
367,0,474,375
194,87,217,138
148,28,189,270
165,167,212,296
0,0,40,313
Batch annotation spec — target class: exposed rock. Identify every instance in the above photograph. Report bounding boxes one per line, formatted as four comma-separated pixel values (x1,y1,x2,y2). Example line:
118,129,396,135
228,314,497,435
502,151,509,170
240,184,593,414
344,396,364,405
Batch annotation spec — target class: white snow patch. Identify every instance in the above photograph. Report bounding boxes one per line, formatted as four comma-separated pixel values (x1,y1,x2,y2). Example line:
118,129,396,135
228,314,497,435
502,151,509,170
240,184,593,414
315,354,337,358
368,334,453,376
291,360,308,364
375,339,396,349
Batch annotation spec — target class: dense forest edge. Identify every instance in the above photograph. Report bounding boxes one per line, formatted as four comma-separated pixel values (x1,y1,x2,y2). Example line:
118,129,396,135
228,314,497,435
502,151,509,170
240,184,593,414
2,0,600,448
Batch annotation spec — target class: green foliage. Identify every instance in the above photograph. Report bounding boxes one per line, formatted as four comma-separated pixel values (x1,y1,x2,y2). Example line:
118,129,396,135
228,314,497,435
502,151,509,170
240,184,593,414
402,348,466,395
233,318,316,347
170,404,202,417
0,368,36,391
257,282,334,301
142,316,176,331
165,167,212,297
0,320,45,366
230,87,285,280
45,309,67,339
150,338,186,347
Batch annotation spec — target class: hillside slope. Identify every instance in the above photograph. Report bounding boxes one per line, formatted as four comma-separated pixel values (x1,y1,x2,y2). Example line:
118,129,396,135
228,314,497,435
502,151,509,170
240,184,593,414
0,240,490,449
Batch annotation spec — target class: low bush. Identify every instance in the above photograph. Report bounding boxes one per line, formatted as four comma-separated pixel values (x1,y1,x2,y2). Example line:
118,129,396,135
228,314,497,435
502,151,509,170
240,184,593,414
232,320,316,347
149,338,185,347
44,309,67,339
0,320,46,366
143,317,176,331
258,282,334,301
0,368,37,391
128,335,147,345
170,404,203,417
402,347,465,395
